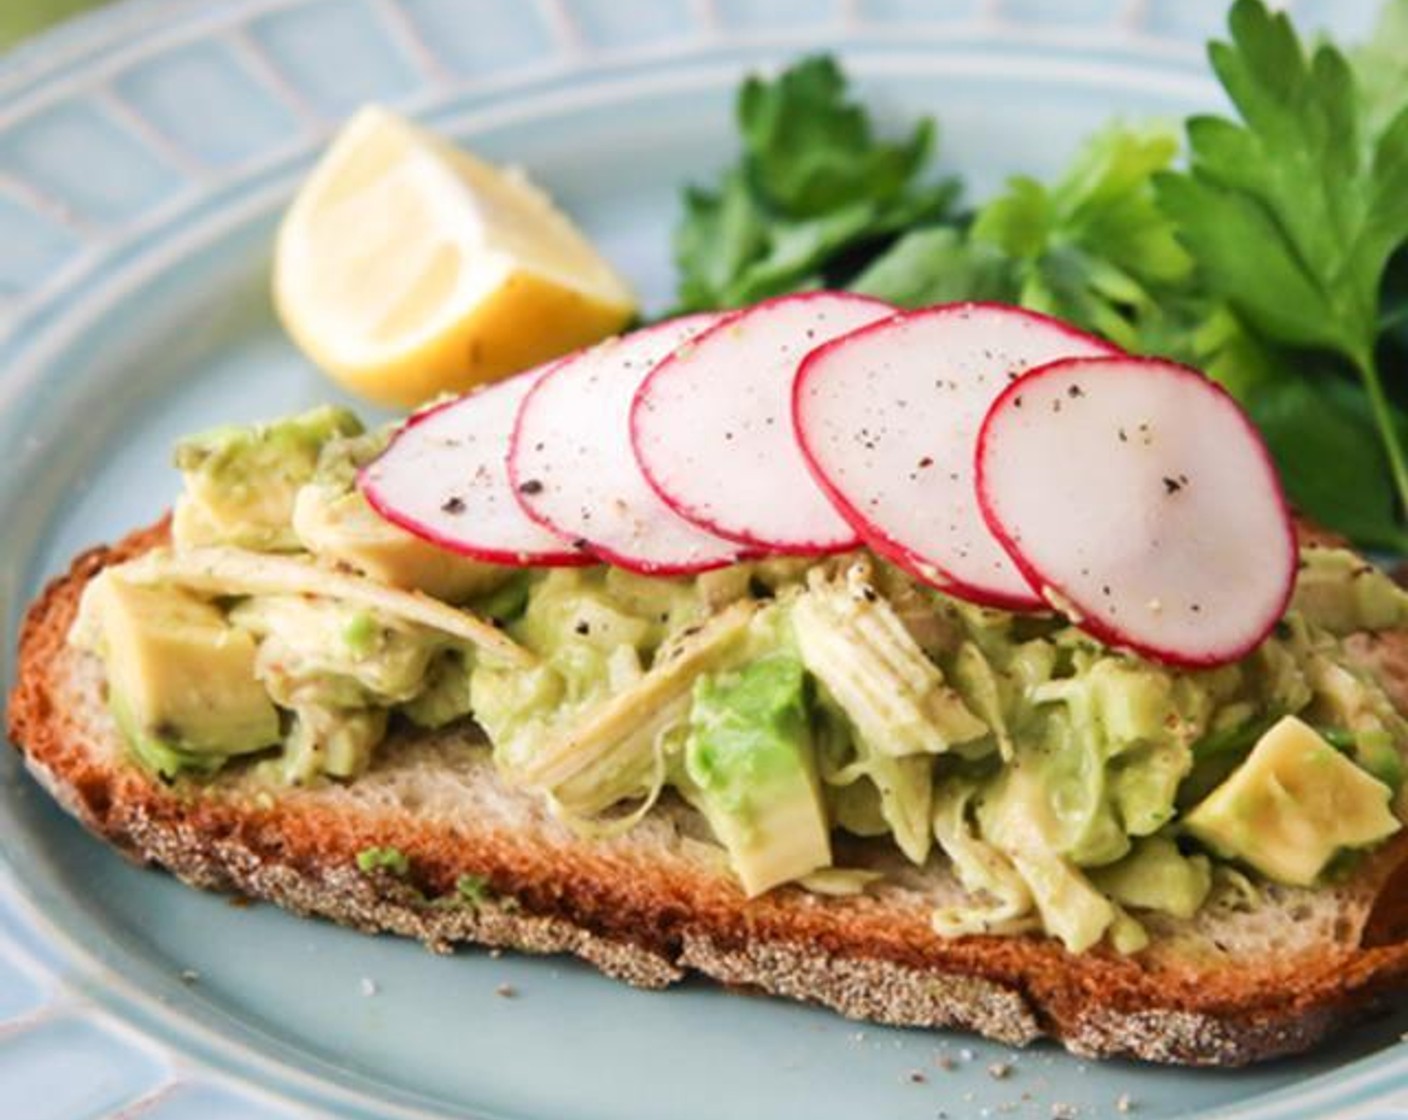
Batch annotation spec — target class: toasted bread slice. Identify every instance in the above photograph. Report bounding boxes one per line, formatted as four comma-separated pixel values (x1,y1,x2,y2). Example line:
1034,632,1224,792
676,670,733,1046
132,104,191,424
11,520,1408,1065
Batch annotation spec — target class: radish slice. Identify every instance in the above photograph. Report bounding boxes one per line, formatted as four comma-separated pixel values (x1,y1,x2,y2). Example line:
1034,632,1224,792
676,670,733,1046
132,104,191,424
509,314,746,575
360,362,591,567
632,291,894,554
976,356,1296,667
793,303,1117,610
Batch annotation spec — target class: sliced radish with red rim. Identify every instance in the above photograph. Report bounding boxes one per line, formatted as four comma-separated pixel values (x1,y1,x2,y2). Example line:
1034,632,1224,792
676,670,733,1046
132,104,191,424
793,302,1118,610
509,314,746,575
632,291,894,555
360,362,592,566
976,356,1296,667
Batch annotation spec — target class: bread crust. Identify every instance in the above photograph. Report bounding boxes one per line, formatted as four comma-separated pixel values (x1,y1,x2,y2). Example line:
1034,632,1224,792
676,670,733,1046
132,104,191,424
11,521,1408,1065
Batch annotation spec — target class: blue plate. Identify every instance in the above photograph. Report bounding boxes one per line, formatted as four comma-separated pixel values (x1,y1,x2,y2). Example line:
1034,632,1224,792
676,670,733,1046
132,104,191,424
3,2,1407,1117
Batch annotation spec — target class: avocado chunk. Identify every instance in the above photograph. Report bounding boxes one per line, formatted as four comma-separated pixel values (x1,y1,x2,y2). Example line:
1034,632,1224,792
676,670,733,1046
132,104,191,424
1031,659,1212,856
1292,547,1408,635
1089,836,1212,920
173,405,362,552
1183,716,1401,886
80,573,280,763
684,656,831,896
293,481,510,602
107,691,228,779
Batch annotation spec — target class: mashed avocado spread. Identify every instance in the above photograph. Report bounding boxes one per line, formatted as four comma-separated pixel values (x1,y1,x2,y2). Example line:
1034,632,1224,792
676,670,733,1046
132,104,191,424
69,408,1408,953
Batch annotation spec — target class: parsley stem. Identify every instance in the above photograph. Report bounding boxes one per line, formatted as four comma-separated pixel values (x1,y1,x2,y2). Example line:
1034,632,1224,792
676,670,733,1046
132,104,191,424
1354,350,1408,522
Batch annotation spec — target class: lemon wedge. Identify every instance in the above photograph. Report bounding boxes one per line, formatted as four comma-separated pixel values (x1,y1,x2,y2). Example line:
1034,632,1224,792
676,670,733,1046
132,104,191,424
274,106,637,408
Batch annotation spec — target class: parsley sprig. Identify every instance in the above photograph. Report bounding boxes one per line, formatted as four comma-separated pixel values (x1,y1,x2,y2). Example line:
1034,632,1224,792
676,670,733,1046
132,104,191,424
673,56,957,311
1155,0,1408,537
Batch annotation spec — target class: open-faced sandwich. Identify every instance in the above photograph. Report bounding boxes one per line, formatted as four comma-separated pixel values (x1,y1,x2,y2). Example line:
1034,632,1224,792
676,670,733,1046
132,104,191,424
13,294,1408,1066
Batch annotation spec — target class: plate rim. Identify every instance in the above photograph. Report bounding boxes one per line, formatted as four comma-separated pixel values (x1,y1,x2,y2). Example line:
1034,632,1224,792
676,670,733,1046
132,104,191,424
1,2,1403,1118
